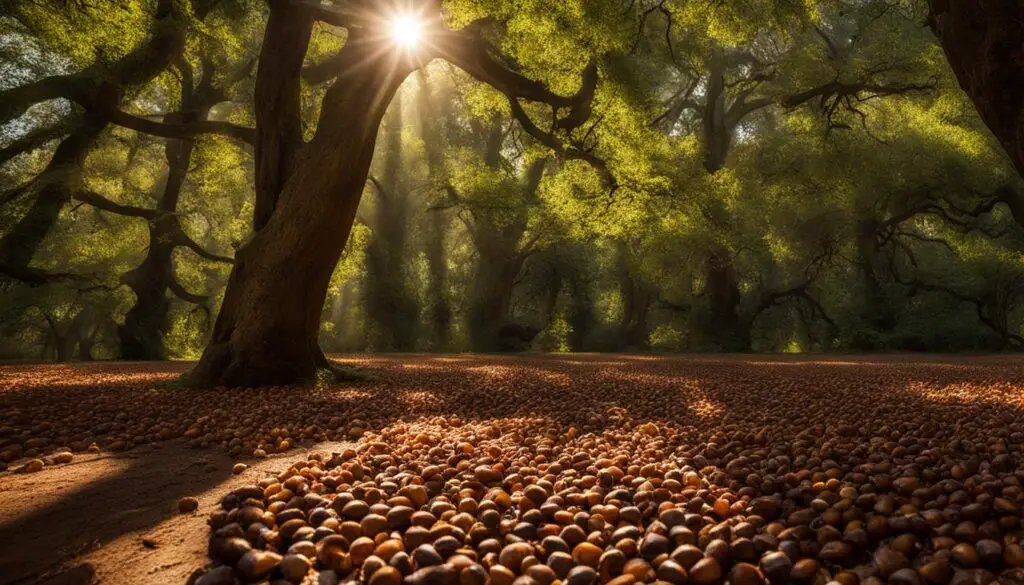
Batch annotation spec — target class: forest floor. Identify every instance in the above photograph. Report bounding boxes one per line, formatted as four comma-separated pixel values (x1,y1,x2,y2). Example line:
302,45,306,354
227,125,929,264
0,355,1023,585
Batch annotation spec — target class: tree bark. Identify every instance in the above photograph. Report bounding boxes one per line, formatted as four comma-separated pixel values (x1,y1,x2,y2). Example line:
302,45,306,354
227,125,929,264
189,38,415,387
469,253,527,351
702,59,731,173
856,220,896,337
615,240,651,350
928,0,1024,178
252,6,312,231
700,247,746,351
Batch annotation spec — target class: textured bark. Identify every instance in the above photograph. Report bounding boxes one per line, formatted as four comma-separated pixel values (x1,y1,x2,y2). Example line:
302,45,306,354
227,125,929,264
928,0,1024,178
252,4,313,231
190,37,415,387
702,61,731,174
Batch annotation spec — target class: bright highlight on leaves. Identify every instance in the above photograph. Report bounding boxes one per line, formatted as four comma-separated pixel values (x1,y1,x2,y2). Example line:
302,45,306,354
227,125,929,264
390,15,423,49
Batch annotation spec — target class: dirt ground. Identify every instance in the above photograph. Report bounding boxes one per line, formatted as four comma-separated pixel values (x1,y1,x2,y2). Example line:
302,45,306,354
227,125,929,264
0,354,1022,585
0,432,350,584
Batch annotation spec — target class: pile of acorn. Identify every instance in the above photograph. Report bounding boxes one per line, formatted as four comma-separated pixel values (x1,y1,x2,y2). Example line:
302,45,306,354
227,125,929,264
193,403,1024,585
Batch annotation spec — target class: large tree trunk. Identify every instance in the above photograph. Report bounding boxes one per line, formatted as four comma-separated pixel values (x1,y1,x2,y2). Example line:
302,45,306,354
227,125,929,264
50,311,88,362
79,325,98,361
701,246,746,350
424,211,452,350
615,240,651,350
702,61,731,174
119,214,179,359
252,7,312,231
468,254,526,351
189,41,413,387
566,269,595,352
856,220,896,338
928,1,1024,178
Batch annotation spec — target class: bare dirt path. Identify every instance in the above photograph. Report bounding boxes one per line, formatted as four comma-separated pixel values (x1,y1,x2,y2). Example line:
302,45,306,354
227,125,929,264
0,437,350,585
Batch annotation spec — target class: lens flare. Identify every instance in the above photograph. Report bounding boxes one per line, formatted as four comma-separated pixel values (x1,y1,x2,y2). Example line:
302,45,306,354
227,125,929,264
390,15,423,49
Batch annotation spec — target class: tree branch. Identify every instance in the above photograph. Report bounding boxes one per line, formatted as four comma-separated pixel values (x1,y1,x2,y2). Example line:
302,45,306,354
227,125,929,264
253,0,314,230
368,175,390,202
72,191,159,219
0,115,82,167
0,179,36,208
781,79,937,129
168,276,210,304
172,225,234,263
506,97,616,189
0,261,83,286
100,107,256,145
280,0,364,29
0,75,82,128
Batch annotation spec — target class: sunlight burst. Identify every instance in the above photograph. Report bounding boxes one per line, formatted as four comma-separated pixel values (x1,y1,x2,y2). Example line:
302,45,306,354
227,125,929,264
390,15,423,49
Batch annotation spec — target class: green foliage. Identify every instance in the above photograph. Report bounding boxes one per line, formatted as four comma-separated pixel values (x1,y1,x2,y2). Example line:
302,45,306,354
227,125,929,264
2,0,1023,359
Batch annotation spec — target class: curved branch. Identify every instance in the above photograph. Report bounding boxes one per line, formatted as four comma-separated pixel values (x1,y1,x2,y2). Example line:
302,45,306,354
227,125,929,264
100,107,257,145
781,79,937,110
0,179,36,208
0,116,81,167
281,0,364,28
368,175,390,202
168,276,210,304
172,225,234,263
506,98,616,189
0,75,82,128
0,262,83,286
435,28,597,118
72,191,159,219
302,53,346,85
0,0,187,128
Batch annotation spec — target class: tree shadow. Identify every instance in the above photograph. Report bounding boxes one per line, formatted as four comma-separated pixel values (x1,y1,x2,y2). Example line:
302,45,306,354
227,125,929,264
0,438,241,584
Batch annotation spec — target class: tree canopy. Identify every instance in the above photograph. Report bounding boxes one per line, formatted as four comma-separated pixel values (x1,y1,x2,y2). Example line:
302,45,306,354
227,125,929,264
0,0,1022,384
